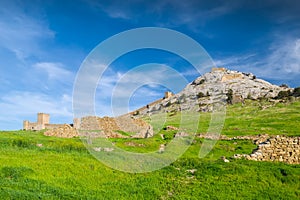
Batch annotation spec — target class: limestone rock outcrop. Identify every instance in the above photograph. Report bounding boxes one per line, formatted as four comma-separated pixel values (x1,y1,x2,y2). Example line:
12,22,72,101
135,67,291,115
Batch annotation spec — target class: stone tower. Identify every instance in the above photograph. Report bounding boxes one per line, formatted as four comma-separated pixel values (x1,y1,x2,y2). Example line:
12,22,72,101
37,113,50,130
23,120,29,130
37,113,50,124
164,91,173,99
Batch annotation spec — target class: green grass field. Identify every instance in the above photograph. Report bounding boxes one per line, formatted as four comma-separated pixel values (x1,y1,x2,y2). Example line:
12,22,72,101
0,100,299,199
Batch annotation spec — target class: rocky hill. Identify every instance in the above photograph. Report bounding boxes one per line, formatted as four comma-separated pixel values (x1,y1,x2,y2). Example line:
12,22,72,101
136,67,291,115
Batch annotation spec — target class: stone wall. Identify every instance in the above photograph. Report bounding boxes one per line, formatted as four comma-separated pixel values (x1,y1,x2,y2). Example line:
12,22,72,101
233,135,300,164
196,133,299,164
211,67,226,72
44,124,66,130
44,124,78,138
221,73,243,82
23,113,66,131
246,136,300,164
78,115,153,138
79,116,101,131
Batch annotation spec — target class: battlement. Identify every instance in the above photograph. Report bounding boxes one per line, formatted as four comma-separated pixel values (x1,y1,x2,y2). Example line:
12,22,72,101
211,67,227,72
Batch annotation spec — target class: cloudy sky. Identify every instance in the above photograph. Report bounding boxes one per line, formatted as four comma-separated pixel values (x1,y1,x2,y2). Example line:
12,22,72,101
1,0,300,130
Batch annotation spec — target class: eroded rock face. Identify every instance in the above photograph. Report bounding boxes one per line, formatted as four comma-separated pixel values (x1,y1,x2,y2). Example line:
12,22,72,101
78,115,153,138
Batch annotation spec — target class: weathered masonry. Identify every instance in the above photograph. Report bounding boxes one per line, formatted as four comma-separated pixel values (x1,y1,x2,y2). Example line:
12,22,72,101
23,113,66,131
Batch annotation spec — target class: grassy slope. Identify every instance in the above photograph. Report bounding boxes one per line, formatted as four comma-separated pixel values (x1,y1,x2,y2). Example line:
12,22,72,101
145,99,300,137
0,100,299,199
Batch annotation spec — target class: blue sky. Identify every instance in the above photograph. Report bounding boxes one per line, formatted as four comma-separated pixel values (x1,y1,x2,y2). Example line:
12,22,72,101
0,0,300,130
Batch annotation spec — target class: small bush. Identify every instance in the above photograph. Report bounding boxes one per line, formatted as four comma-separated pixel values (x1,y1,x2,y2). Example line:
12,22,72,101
276,90,292,99
11,139,32,148
165,102,171,107
226,89,233,104
280,84,289,88
1,167,34,179
247,93,252,99
292,87,300,97
197,92,205,98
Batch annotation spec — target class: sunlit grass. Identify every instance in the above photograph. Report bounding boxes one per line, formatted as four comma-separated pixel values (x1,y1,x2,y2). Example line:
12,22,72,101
0,99,299,199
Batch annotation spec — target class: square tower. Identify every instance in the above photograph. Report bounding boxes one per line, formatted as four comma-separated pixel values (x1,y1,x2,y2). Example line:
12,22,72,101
164,91,173,99
37,113,50,125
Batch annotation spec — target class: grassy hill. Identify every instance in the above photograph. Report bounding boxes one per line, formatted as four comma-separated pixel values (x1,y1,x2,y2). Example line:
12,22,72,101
0,100,299,199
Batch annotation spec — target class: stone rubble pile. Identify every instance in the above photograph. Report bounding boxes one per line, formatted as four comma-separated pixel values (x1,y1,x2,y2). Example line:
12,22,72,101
44,124,79,138
233,135,300,164
78,115,153,138
194,133,299,164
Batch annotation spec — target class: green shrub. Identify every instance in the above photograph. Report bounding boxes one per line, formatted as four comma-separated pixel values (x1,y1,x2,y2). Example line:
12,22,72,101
276,90,292,99
247,93,252,99
197,92,205,98
292,87,300,97
1,167,33,179
226,89,233,104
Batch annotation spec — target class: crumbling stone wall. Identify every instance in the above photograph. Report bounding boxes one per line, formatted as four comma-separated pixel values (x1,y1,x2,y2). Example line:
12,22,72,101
211,67,226,72
78,115,153,138
80,116,101,131
44,124,79,138
44,124,68,130
247,136,300,164
196,134,299,164
221,73,243,82
23,113,66,131
233,135,300,164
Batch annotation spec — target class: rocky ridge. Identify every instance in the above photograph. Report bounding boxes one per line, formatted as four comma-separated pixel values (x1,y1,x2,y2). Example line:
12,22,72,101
136,67,290,115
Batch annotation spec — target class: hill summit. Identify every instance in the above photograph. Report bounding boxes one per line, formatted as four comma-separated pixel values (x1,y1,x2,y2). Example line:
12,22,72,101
134,67,290,115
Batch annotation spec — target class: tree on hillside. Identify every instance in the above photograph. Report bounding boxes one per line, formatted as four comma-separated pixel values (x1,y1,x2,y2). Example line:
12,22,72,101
276,90,292,99
226,89,233,104
197,92,205,98
280,83,289,88
292,87,300,97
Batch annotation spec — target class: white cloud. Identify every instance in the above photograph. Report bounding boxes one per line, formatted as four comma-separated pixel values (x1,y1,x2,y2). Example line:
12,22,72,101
87,0,241,31
93,64,189,116
213,54,257,68
213,36,300,86
33,62,74,81
0,2,54,60
265,38,300,74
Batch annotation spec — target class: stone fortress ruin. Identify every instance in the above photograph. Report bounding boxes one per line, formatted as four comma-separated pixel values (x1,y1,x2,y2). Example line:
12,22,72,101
23,113,68,131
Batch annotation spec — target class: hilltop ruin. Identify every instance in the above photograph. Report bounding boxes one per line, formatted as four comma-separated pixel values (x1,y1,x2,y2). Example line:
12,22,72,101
23,113,69,131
